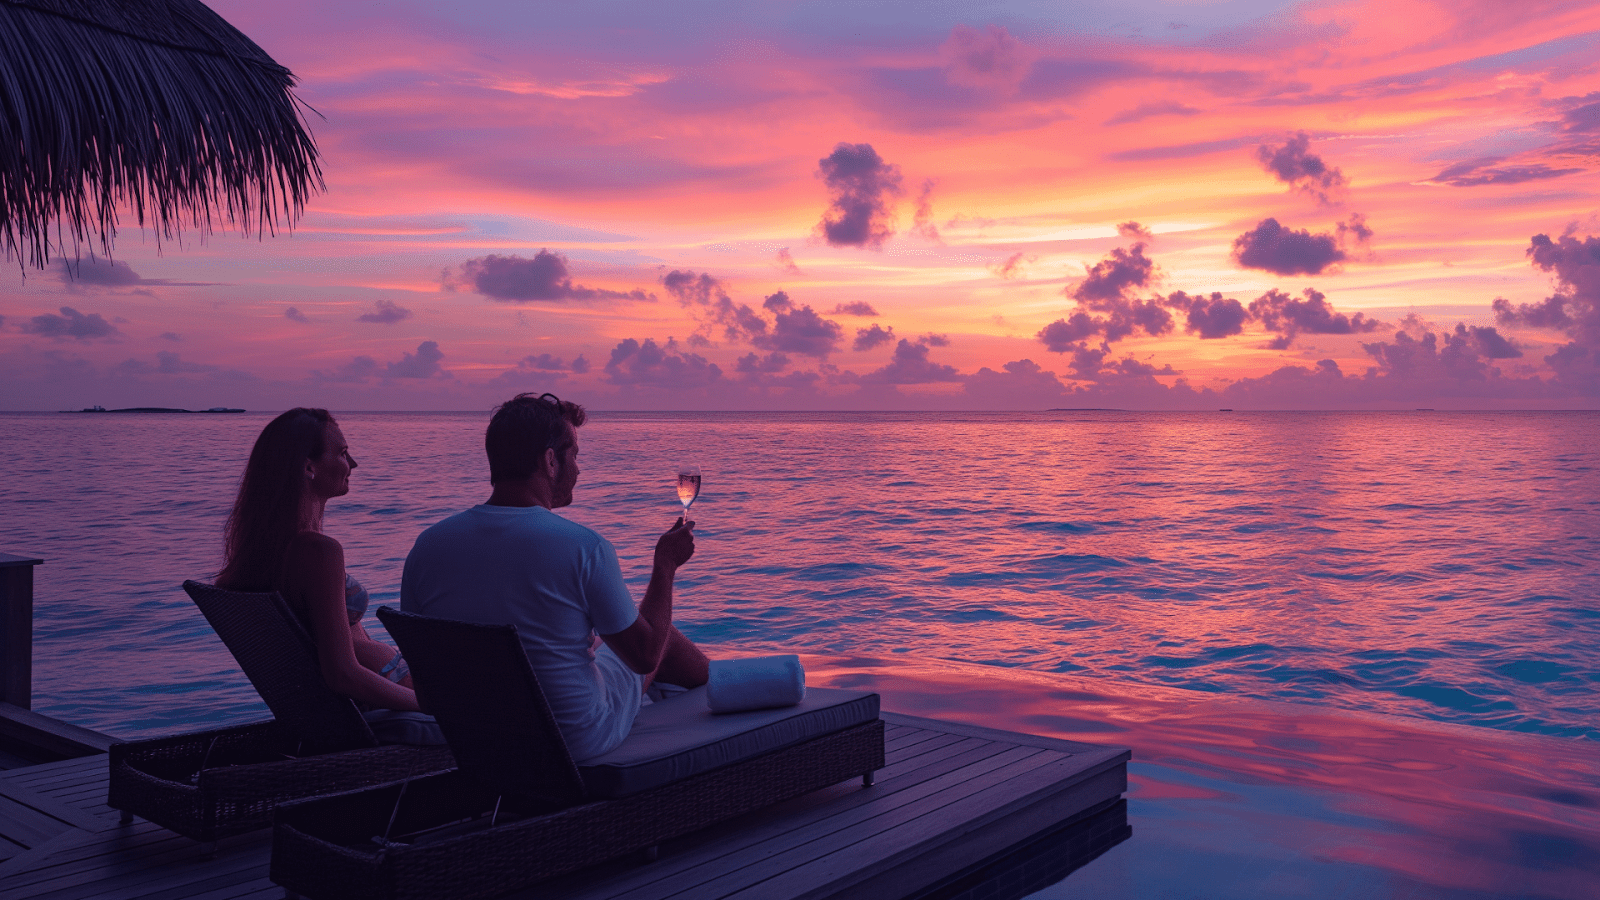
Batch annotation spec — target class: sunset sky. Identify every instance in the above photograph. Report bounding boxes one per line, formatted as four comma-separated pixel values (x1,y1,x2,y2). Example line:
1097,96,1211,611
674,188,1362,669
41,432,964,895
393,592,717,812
4,0,1600,410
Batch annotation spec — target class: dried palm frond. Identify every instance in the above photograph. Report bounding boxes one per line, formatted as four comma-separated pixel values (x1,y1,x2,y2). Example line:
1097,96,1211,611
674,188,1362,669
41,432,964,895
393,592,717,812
0,0,323,269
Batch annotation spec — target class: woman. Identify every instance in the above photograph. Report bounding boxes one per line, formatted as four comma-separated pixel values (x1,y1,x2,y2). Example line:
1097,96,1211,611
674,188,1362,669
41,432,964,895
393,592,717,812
216,409,428,729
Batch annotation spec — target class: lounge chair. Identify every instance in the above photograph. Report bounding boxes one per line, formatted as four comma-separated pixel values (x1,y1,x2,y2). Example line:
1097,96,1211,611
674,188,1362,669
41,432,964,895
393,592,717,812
106,581,455,848
269,607,885,900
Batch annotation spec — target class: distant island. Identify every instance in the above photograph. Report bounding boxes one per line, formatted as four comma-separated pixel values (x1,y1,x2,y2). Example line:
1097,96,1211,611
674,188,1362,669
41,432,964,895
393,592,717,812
71,406,245,414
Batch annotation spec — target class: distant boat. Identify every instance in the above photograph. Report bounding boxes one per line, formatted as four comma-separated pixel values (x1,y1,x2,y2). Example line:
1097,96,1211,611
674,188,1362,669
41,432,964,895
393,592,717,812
1218,408,1233,412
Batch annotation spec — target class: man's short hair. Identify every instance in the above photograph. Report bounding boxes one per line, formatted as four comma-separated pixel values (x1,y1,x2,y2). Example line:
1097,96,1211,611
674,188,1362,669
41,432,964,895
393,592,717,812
485,393,587,484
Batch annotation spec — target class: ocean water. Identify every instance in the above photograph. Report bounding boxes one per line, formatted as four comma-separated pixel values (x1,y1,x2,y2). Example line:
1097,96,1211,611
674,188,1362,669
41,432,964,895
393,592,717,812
1,409,1597,742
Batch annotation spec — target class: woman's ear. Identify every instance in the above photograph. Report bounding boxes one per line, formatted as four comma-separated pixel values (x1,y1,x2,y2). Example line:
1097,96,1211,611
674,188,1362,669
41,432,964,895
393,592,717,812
305,458,317,480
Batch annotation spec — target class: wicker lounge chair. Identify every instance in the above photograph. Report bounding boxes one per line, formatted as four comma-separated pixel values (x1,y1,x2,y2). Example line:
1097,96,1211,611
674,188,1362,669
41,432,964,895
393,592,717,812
270,607,885,900
106,581,455,847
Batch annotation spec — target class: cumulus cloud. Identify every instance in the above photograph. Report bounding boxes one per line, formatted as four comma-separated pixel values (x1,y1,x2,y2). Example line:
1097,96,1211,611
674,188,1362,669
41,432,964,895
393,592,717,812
817,143,903,249
315,356,381,383
1360,324,1522,382
663,269,765,343
832,301,879,316
1037,313,1102,353
853,323,896,351
385,341,447,379
940,24,1034,91
1165,291,1249,339
911,179,941,242
1428,158,1583,187
735,351,790,375
285,307,310,323
519,352,590,373
751,291,843,357
1116,221,1153,241
1255,132,1347,204
858,337,960,384
665,272,842,356
1232,218,1346,275
1494,231,1600,393
1037,242,1174,357
1072,243,1156,303
445,250,651,302
1249,288,1382,349
775,248,802,275
1337,213,1373,247
963,358,1068,406
21,306,121,340
357,299,413,324
604,338,723,388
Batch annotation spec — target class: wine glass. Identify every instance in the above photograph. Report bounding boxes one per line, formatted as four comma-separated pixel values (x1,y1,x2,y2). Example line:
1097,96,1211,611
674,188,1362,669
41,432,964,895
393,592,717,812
676,465,702,523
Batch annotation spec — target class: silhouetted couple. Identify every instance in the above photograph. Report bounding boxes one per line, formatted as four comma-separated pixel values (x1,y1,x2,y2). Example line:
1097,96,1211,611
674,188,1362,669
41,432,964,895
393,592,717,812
216,393,708,759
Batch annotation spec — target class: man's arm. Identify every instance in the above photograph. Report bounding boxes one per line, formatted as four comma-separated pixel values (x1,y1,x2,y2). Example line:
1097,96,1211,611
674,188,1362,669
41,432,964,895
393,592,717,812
601,518,694,674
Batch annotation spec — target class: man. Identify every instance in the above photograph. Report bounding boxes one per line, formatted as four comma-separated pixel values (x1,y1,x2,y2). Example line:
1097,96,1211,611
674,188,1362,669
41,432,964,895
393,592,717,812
400,393,709,760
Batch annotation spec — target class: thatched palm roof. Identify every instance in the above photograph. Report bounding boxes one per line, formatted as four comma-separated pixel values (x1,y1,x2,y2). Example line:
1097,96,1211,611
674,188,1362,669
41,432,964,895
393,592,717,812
1,0,322,269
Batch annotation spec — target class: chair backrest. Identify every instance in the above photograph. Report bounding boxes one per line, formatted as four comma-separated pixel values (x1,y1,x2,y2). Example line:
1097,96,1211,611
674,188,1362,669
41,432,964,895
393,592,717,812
184,580,376,753
376,606,586,808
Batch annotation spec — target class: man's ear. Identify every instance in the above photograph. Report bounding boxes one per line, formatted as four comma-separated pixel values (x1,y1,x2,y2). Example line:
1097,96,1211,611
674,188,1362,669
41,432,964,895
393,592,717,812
543,446,559,479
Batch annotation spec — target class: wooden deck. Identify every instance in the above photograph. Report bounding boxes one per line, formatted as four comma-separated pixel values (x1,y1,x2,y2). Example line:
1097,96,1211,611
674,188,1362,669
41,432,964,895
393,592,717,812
0,713,1129,900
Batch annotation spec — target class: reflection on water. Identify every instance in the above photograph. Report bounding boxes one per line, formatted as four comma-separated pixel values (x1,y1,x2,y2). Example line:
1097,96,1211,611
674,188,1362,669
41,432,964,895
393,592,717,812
2,410,1596,742
0,410,1596,897
801,656,1600,899
912,799,1129,900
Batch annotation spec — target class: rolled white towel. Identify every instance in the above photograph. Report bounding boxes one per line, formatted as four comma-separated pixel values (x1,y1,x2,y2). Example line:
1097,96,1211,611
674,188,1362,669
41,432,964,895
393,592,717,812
706,655,806,713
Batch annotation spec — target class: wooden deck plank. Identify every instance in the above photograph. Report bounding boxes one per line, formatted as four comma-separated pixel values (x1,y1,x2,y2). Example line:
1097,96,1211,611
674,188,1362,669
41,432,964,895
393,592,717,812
0,794,74,850
0,759,104,792
882,726,942,753
530,738,1028,900
0,824,222,894
568,745,1052,900
0,777,115,835
637,749,1065,900
758,760,1128,900
1,715,1129,900
0,827,194,893
883,730,969,764
0,829,268,900
175,877,282,900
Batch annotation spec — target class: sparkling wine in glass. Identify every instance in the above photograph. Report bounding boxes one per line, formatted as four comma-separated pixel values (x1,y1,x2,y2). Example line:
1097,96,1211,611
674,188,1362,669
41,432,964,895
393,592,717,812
676,465,702,522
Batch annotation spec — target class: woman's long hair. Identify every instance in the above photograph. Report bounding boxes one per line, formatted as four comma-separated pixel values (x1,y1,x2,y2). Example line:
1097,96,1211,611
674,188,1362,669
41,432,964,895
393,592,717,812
216,408,334,591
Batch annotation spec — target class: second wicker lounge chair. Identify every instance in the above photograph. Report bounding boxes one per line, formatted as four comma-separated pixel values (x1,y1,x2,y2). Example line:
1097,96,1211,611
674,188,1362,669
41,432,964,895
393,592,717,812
269,607,886,900
106,581,455,848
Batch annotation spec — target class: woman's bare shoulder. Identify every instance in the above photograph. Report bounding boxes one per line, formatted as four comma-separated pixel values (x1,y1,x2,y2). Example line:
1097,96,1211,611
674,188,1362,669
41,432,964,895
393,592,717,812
284,531,344,565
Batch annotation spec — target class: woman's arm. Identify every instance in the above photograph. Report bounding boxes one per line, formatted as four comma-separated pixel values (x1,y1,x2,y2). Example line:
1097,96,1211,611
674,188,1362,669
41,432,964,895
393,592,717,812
284,533,421,711
351,624,413,689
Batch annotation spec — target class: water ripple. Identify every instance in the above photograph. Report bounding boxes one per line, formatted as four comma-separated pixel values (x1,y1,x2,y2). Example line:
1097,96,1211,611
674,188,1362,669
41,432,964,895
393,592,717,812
2,410,1598,741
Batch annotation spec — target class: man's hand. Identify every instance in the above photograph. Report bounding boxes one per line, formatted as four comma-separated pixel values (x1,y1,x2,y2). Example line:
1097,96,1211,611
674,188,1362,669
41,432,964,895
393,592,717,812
654,517,695,571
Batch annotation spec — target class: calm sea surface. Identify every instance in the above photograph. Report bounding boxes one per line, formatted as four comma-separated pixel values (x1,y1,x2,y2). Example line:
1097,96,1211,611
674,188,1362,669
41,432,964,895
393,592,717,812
2,410,1596,742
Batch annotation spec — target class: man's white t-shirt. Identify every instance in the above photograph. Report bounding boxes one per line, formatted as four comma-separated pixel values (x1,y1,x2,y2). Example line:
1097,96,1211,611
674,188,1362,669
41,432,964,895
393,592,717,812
400,505,642,761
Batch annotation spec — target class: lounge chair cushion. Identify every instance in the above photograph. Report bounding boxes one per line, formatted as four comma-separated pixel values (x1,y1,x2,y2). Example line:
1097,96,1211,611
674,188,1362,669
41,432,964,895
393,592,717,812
578,686,879,798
